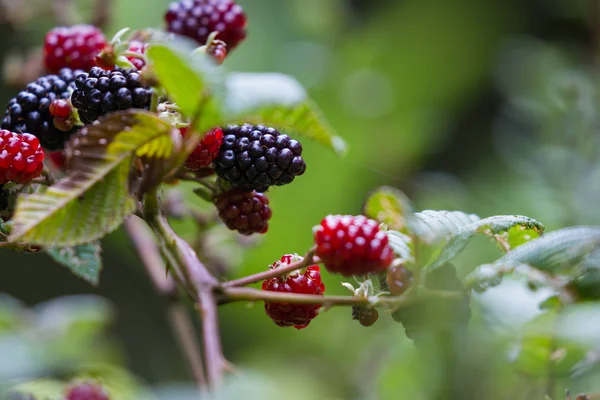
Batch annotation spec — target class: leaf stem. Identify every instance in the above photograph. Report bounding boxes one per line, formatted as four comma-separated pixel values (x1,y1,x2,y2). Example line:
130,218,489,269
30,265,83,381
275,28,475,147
222,247,317,288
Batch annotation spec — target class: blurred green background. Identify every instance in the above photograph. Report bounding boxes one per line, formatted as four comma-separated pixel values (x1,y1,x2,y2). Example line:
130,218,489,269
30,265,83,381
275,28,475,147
2,0,599,399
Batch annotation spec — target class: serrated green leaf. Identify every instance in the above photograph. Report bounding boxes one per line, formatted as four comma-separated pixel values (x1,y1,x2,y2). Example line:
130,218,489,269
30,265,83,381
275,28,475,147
363,186,413,231
408,210,480,268
429,215,544,270
501,226,600,274
386,230,413,262
9,111,172,247
223,72,347,155
46,242,103,286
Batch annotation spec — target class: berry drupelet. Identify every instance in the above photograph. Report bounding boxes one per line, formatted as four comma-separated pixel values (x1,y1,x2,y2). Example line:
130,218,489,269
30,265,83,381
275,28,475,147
214,188,272,235
44,25,107,73
165,0,247,50
0,131,45,184
314,215,394,276
214,124,306,192
71,66,153,124
1,68,84,150
262,254,325,329
183,126,224,169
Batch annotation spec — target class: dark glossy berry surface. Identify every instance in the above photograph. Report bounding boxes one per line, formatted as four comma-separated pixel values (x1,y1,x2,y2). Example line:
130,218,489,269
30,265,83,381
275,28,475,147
44,25,107,73
0,130,45,184
71,66,152,124
165,0,247,50
183,127,224,169
214,189,271,235
65,382,110,400
262,254,325,329
314,215,394,276
1,69,83,150
214,124,306,192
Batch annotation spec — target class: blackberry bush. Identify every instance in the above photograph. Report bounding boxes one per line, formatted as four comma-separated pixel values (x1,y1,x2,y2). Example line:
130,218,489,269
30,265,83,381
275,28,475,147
71,66,153,124
1,68,84,150
214,124,307,192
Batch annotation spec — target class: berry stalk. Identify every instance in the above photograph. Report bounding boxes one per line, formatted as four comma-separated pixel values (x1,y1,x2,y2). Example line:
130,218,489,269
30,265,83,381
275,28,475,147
218,286,463,308
221,247,317,288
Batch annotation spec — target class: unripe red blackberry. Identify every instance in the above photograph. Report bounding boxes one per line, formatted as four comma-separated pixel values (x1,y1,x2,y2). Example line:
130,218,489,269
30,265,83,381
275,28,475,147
44,25,107,73
165,0,247,50
207,41,227,64
0,130,45,184
214,189,271,235
386,263,413,296
262,254,325,329
1,69,84,150
214,124,307,192
314,215,394,276
65,381,109,400
71,67,153,124
126,40,148,70
182,126,224,170
352,305,379,327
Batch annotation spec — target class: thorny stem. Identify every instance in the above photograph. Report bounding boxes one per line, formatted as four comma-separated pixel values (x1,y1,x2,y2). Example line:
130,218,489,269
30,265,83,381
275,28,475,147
218,286,462,307
143,190,227,389
222,247,317,288
124,216,207,390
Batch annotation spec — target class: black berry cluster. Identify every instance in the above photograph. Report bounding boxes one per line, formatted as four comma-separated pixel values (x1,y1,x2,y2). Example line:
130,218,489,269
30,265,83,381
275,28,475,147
1,68,84,150
214,124,306,192
71,66,152,124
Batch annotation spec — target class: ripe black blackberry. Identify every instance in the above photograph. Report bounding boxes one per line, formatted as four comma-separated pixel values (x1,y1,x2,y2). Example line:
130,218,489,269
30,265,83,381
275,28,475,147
214,124,306,192
1,68,84,150
71,66,153,124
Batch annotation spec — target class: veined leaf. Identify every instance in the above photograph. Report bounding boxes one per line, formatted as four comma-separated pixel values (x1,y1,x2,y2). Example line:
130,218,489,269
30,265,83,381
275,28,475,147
224,72,347,155
387,230,413,262
363,186,413,231
9,111,172,247
408,210,480,267
46,242,103,286
429,215,544,270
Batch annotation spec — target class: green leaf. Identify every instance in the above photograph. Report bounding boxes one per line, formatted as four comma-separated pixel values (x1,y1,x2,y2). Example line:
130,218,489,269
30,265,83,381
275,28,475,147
223,72,347,155
8,379,65,400
9,111,173,247
363,186,413,231
430,215,544,270
501,226,600,274
386,230,413,262
147,43,222,118
408,210,480,268
46,242,103,286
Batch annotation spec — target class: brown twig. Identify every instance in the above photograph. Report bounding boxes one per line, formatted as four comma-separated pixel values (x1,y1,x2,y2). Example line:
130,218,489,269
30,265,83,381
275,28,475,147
168,301,208,389
144,191,228,389
124,215,208,390
222,247,317,288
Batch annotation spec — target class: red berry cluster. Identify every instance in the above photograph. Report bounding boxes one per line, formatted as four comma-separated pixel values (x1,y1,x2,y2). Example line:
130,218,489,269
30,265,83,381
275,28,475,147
0,131,45,184
182,127,224,169
214,189,272,235
314,215,394,276
65,381,110,400
262,254,325,329
44,25,107,73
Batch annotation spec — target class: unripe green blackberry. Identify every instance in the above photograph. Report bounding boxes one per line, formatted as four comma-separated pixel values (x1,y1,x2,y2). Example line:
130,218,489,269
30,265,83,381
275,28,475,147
1,68,84,150
71,66,152,124
214,124,306,192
